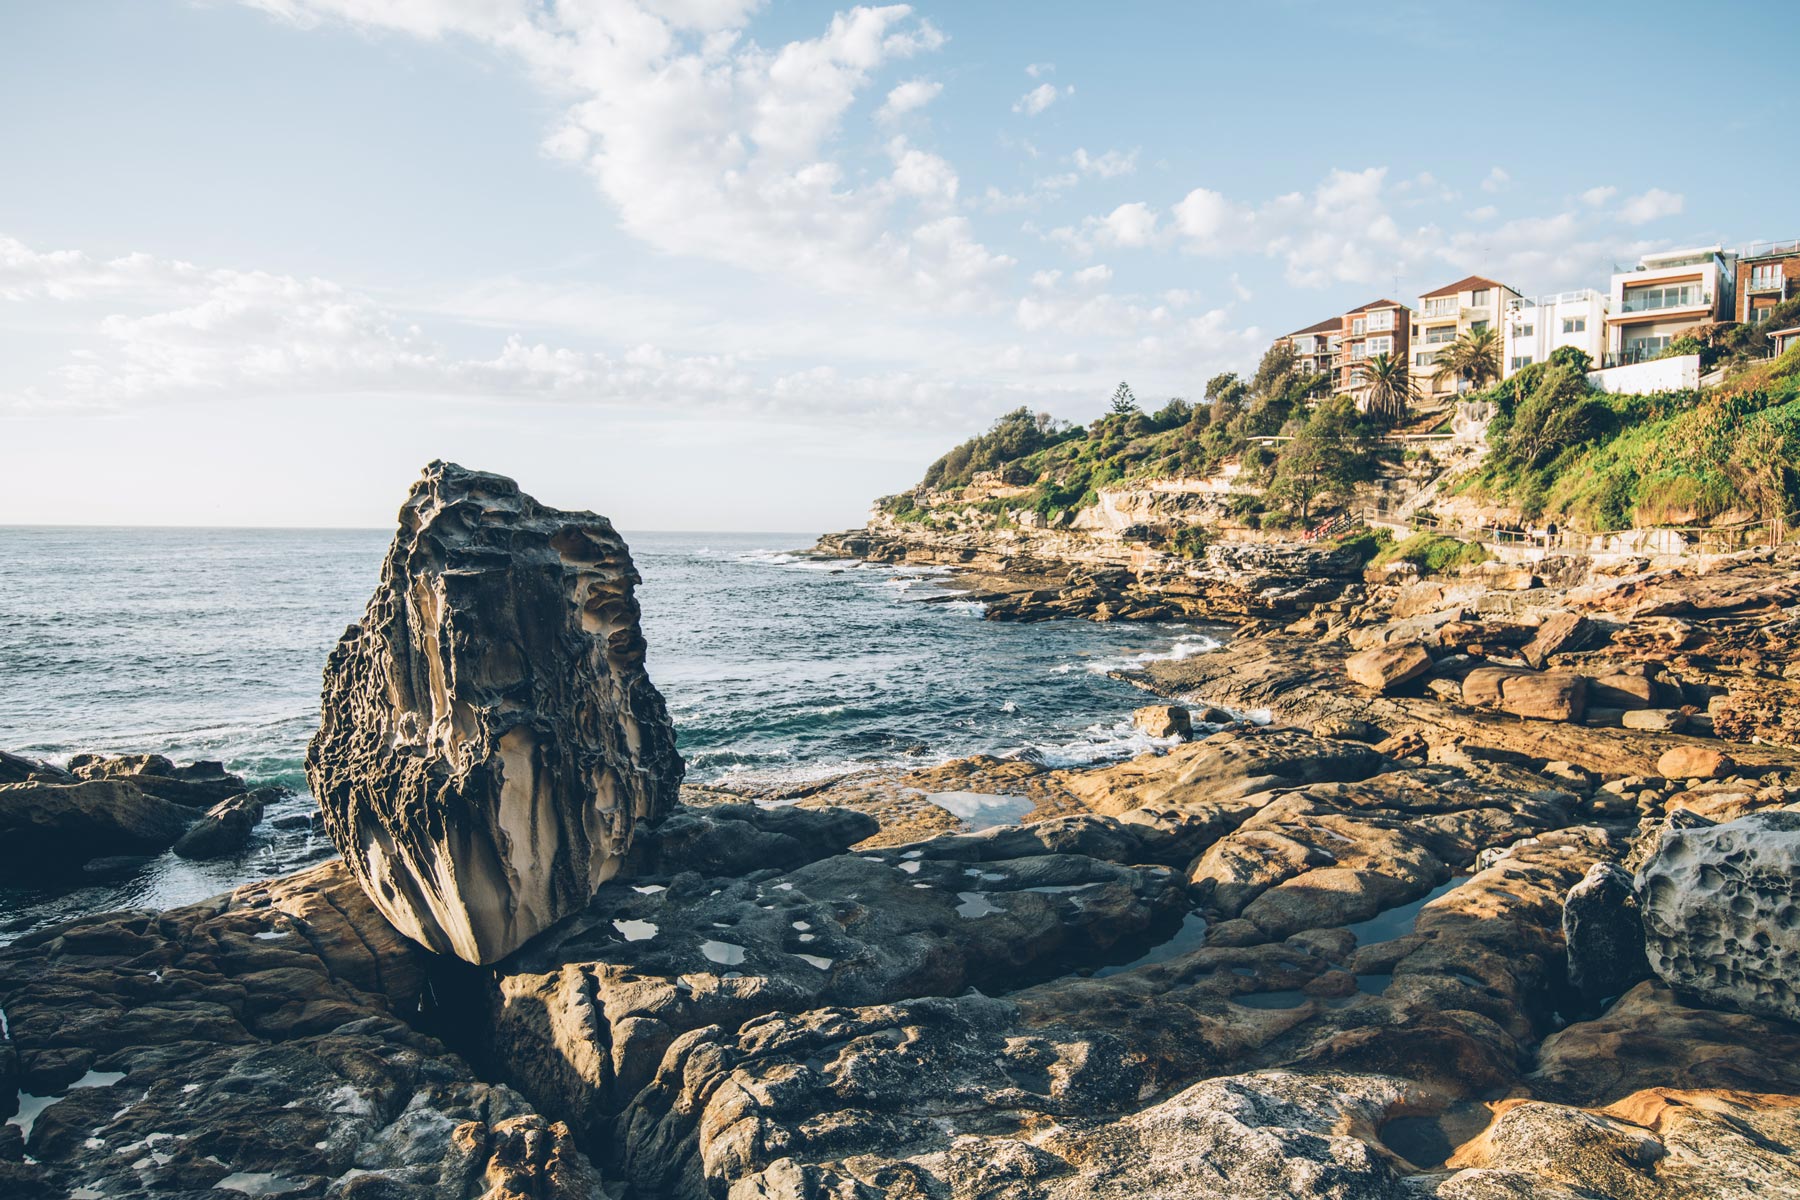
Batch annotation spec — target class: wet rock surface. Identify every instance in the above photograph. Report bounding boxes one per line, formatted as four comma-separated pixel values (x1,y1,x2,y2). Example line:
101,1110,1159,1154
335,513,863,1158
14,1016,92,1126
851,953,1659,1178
307,462,684,965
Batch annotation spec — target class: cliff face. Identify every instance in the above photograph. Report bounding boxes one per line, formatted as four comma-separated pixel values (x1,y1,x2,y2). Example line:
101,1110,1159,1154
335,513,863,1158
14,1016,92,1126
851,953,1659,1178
817,476,1366,623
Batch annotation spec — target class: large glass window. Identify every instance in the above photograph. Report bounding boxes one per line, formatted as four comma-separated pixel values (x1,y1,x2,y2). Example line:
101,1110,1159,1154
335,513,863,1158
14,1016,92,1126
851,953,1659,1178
1750,264,1785,290
1622,284,1702,313
1470,289,1491,306
1625,334,1671,357
1423,297,1457,318
1367,310,1394,332
1424,325,1457,344
1366,335,1393,355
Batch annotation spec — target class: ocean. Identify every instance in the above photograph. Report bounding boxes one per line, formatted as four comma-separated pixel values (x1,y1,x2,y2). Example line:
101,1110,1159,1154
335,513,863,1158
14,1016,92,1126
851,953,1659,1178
0,526,1222,936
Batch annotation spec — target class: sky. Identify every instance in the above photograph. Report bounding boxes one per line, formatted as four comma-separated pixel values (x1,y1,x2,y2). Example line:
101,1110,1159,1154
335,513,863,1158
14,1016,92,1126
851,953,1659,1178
2,0,1796,531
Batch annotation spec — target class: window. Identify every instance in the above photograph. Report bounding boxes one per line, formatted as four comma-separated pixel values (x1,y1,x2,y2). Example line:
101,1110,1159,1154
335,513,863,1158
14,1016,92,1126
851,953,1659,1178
1352,317,1367,335
1470,289,1491,307
1366,335,1393,356
1367,309,1394,332
1751,302,1777,324
1750,264,1785,290
1516,324,1534,338
1510,355,1534,371
1561,317,1586,334
1423,297,1457,318
1414,351,1439,368
1622,284,1703,313
1470,319,1490,335
1625,334,1671,358
1424,325,1457,344
1351,342,1368,360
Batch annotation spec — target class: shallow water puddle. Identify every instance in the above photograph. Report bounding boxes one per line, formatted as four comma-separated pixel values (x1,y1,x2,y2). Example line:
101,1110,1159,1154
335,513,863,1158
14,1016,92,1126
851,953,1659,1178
925,791,1034,829
1092,910,1209,977
612,919,658,942
701,939,747,965
1343,876,1471,946
954,892,1004,918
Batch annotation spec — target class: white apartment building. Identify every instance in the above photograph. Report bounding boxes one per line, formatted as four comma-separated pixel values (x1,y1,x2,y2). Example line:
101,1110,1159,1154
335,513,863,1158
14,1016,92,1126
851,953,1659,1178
1606,246,1736,364
1412,275,1522,401
1501,289,1610,377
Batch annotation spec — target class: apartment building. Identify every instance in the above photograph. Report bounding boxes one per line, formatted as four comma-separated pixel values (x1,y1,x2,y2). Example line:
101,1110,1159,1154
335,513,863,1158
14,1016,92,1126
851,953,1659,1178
1336,299,1412,395
1736,238,1800,326
1501,289,1610,377
1606,246,1736,364
1412,275,1522,401
1277,316,1343,376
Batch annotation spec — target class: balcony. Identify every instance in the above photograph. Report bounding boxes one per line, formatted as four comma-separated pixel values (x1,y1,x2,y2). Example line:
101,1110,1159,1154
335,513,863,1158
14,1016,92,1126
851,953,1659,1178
1745,273,1788,293
1739,238,1800,260
1618,289,1710,315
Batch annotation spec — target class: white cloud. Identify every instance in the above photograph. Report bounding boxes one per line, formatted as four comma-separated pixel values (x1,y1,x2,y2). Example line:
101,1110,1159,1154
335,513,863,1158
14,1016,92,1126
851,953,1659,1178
1072,147,1138,178
885,136,959,205
1618,187,1684,225
1100,202,1159,248
1013,82,1058,116
1025,61,1054,78
1072,264,1112,287
877,77,941,122
1481,166,1511,193
243,1,1005,312
1465,205,1497,221
1580,185,1618,207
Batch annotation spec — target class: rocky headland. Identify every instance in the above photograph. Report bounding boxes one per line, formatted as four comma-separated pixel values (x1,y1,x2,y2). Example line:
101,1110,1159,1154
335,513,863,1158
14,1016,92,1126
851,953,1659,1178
5,462,1800,1199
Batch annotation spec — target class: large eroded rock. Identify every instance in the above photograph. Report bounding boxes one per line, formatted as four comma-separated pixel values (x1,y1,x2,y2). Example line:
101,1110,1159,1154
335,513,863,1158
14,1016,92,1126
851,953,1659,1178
1638,810,1800,1023
307,462,684,964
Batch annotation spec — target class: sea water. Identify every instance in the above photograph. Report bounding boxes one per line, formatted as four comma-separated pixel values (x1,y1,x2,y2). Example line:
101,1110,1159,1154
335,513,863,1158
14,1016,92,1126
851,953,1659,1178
0,526,1223,936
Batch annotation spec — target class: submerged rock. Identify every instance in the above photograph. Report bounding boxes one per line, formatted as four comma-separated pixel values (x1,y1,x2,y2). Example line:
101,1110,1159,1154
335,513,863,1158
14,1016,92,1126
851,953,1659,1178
307,461,684,965
1638,810,1800,1023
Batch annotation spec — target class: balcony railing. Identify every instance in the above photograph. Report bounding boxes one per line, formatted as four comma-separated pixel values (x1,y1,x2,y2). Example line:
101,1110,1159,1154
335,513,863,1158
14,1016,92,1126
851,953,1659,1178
1619,290,1710,314
1507,289,1602,311
1745,274,1788,293
1738,238,1800,260
1599,347,1666,369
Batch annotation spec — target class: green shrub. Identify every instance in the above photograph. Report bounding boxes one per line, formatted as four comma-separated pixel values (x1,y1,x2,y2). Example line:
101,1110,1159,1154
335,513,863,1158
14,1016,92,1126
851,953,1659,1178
1372,533,1491,575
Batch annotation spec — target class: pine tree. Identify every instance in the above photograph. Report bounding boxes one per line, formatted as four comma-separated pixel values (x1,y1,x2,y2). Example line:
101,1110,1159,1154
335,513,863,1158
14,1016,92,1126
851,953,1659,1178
1108,381,1138,415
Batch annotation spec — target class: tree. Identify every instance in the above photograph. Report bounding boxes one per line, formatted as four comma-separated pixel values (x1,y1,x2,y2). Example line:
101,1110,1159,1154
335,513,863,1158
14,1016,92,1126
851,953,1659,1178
1497,363,1608,473
1433,327,1501,393
1358,353,1420,426
1268,396,1380,524
1108,381,1139,415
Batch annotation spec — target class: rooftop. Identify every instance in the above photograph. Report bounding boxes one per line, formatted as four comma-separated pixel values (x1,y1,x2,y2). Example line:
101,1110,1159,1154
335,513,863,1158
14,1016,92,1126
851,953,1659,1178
1420,274,1513,299
1286,316,1343,337
1346,298,1407,313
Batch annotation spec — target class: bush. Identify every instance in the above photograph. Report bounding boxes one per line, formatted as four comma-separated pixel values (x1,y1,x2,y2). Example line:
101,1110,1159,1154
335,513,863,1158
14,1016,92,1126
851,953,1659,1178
1330,527,1391,565
1372,533,1491,575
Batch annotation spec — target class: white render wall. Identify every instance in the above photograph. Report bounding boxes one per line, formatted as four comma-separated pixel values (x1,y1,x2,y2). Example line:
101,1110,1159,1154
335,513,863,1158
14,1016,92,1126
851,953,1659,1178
1587,353,1702,394
1503,290,1610,377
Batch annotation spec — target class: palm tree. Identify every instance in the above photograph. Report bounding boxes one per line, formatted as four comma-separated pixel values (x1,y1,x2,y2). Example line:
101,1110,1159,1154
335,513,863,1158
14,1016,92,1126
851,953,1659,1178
1433,326,1501,393
1357,352,1419,426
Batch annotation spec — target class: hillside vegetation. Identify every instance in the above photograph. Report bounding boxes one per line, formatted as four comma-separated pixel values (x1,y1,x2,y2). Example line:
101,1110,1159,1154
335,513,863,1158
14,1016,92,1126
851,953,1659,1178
1458,342,1800,531
888,344,1399,531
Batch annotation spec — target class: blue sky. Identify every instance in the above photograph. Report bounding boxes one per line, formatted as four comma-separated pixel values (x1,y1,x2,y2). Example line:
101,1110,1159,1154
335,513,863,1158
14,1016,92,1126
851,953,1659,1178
2,0,1795,529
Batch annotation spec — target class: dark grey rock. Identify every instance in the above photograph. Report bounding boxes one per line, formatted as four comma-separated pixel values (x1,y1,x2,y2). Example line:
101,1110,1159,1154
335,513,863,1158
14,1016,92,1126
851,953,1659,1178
1562,862,1650,1005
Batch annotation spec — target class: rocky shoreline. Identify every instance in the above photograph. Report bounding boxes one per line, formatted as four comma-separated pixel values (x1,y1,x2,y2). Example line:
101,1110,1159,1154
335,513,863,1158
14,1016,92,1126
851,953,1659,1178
5,464,1800,1199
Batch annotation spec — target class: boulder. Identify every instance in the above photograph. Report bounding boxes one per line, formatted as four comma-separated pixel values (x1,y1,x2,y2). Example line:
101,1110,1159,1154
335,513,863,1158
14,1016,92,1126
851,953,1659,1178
66,753,248,807
1621,708,1688,733
171,788,278,860
1132,704,1192,739
1562,862,1650,1005
0,778,194,870
1462,668,1588,722
1519,611,1594,670
1656,745,1735,781
1345,643,1432,692
0,750,70,786
1313,717,1377,742
1638,810,1800,1023
306,462,685,964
